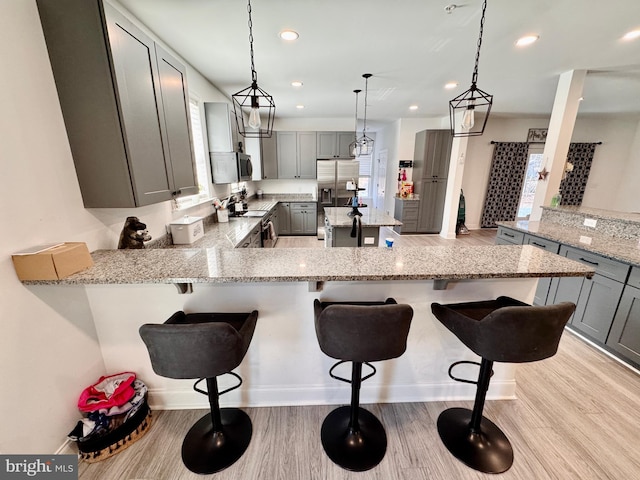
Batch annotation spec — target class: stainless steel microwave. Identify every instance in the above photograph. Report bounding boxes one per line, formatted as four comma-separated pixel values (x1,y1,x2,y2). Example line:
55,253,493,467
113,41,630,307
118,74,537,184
210,152,252,184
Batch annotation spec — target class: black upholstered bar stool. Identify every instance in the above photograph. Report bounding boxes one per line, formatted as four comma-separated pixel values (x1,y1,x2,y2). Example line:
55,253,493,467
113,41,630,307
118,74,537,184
431,296,575,474
314,298,413,471
139,310,258,474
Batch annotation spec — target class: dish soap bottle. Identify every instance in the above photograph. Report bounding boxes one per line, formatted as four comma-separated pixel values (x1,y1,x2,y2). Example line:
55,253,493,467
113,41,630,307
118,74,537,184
551,192,562,207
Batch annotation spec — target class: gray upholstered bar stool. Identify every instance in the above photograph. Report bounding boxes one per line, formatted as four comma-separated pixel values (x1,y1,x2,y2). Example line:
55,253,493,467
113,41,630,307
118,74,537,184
314,298,413,471
139,310,258,474
431,296,575,474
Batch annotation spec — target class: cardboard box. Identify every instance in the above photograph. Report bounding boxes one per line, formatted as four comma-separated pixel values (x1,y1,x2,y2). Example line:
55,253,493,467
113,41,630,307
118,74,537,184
12,242,93,281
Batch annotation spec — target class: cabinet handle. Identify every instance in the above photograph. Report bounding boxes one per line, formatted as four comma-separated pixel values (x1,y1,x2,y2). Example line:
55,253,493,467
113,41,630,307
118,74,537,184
504,232,515,238
579,257,599,266
532,242,546,248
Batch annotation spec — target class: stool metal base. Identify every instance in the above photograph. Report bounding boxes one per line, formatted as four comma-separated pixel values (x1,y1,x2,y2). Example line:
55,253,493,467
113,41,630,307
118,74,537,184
181,408,252,474
437,407,513,474
321,405,387,472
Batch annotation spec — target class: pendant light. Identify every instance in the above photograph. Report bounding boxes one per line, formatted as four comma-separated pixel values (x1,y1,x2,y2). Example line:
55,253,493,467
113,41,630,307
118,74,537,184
449,0,493,137
348,89,361,157
232,0,275,138
355,73,375,156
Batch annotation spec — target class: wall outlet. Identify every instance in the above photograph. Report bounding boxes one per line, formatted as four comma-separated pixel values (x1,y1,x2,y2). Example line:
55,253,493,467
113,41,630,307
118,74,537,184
364,237,375,245
583,218,597,228
579,235,593,245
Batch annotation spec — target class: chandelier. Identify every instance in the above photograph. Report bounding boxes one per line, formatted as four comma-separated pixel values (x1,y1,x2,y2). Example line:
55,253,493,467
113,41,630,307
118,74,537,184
232,0,275,138
449,0,493,137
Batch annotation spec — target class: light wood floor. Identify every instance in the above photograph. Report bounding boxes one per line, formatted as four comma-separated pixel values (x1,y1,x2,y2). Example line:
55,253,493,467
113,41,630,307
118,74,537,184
70,332,640,480
70,230,640,479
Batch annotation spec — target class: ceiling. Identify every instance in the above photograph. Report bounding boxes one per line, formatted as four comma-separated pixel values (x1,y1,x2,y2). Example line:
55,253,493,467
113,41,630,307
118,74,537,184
117,0,640,125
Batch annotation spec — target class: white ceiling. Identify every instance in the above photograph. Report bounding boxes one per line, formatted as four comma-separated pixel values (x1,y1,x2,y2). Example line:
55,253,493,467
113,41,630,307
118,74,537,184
117,0,640,125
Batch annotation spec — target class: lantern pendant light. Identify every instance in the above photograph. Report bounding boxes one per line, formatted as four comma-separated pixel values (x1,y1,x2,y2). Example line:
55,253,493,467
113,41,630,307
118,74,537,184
232,0,275,138
348,89,361,157
449,0,493,137
355,73,375,156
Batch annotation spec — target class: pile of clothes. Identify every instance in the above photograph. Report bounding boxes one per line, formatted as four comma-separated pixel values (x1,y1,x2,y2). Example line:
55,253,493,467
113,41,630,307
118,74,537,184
68,372,152,462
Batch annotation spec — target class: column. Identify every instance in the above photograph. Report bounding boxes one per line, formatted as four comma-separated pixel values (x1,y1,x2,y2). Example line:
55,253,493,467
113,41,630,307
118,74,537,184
530,70,586,221
440,136,469,239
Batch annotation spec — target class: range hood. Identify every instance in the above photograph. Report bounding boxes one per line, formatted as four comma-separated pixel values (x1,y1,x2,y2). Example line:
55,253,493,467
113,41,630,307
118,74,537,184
204,102,239,153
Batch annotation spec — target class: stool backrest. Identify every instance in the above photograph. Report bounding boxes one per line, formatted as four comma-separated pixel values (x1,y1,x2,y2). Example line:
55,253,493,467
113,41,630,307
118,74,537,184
433,298,575,363
314,300,414,362
139,311,258,379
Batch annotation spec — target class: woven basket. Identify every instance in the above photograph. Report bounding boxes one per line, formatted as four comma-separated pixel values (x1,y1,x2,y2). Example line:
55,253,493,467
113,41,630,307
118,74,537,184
77,401,153,463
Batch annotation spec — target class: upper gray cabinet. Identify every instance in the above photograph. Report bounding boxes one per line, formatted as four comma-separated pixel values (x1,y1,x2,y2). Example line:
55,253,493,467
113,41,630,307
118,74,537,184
277,132,317,179
260,135,278,180
413,130,453,179
37,0,197,208
317,132,355,159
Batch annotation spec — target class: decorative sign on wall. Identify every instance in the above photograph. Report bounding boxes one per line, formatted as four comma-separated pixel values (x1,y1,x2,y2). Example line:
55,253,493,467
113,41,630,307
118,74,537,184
527,128,548,143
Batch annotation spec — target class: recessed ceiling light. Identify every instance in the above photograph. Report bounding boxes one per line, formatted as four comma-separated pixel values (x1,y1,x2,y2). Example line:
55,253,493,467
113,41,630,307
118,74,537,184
515,35,539,47
622,29,640,41
444,82,458,90
280,30,299,41
296,104,305,109
291,81,303,87
409,105,419,110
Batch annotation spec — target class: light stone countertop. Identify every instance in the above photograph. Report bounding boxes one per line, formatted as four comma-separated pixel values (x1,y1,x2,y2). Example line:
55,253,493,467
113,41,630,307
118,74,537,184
324,207,402,228
498,220,640,267
23,245,594,285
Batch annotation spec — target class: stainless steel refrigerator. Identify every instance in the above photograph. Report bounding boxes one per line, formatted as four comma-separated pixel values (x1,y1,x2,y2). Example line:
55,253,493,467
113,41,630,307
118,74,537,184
317,160,360,208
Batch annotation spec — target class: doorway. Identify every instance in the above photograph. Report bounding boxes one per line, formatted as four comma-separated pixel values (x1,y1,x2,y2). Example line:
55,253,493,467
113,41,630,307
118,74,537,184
516,147,544,220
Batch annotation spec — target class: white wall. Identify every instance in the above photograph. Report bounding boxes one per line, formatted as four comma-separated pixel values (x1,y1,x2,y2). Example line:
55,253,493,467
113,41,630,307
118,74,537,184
0,0,230,454
615,120,640,212
460,115,640,229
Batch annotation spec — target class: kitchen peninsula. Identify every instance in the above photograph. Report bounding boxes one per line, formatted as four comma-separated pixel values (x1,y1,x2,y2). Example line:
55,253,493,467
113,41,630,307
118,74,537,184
323,206,402,247
22,243,593,412
497,206,640,368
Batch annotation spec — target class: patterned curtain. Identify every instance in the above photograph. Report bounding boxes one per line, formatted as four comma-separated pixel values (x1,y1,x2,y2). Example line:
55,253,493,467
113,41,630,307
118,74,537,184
480,142,529,228
560,143,597,205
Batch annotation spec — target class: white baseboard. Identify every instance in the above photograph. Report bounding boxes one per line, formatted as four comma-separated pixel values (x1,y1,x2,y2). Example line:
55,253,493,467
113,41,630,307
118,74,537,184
146,381,516,410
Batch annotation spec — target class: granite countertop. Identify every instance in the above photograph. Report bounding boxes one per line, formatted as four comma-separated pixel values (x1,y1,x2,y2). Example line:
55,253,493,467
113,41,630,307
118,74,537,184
498,220,640,267
540,206,640,224
324,207,402,228
23,245,594,286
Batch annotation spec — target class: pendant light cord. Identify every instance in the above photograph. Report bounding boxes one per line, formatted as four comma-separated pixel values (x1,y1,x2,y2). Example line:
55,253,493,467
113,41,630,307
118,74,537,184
353,90,360,143
363,74,371,137
247,0,257,83
471,0,487,86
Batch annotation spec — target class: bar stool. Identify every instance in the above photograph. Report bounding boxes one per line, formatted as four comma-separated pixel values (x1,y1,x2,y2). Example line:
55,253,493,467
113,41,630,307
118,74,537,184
431,296,575,474
139,310,258,474
314,298,413,471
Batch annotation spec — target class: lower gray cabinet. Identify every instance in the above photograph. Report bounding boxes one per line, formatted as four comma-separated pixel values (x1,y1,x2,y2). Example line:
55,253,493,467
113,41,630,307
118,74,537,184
393,198,419,234
277,203,291,235
290,203,317,235
572,274,624,342
548,245,628,343
606,284,640,366
524,234,560,305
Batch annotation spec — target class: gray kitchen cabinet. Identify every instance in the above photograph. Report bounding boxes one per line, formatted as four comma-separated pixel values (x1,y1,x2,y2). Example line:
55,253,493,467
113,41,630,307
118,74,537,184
496,226,524,245
524,234,560,305
277,203,291,235
290,203,317,235
36,0,197,208
393,198,419,234
317,132,355,159
414,129,453,179
277,132,317,179
606,283,640,367
417,179,447,233
548,245,629,342
260,134,278,179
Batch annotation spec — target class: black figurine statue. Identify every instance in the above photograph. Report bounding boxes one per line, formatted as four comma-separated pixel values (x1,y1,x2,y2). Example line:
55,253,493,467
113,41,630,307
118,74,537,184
118,216,152,249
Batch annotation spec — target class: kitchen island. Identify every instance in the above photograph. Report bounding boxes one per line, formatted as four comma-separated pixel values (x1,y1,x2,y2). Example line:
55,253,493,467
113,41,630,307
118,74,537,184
323,206,402,247
22,244,594,411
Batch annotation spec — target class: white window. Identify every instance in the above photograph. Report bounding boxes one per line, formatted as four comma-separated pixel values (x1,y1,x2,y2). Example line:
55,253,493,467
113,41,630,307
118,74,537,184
357,153,373,198
174,97,211,209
